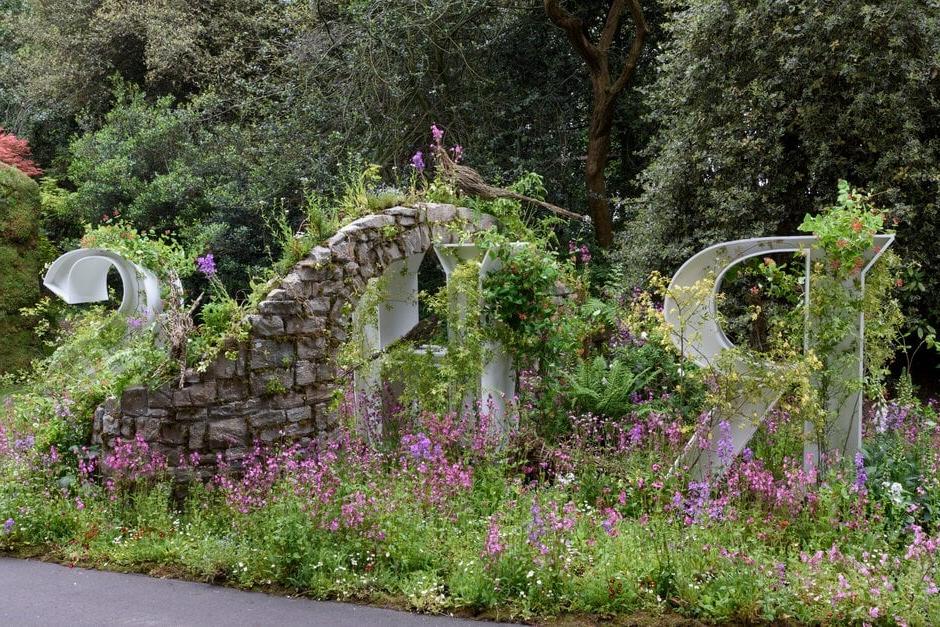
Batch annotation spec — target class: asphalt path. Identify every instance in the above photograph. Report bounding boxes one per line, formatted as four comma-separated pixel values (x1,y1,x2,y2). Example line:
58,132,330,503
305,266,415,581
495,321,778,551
0,558,500,626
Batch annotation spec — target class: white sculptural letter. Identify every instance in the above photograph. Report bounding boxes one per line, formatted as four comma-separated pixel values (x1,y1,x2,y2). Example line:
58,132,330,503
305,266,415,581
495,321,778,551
663,234,894,480
354,242,520,443
43,248,164,321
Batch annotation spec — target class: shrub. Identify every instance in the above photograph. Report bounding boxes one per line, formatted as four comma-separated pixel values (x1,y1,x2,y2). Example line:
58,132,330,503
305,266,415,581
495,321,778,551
0,163,44,372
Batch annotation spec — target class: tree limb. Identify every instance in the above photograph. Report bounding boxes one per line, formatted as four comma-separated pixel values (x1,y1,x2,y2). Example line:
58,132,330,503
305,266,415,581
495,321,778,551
599,0,626,54
610,0,648,94
432,145,587,222
544,0,601,72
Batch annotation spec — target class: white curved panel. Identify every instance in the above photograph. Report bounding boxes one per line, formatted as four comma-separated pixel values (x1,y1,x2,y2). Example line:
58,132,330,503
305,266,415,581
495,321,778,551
663,236,816,369
43,248,164,321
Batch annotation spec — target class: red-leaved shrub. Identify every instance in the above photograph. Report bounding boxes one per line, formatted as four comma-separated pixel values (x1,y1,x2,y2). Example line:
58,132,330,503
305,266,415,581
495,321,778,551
0,128,42,177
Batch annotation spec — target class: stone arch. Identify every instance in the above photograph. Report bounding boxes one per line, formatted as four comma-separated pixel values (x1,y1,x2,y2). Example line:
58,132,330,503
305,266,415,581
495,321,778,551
93,203,494,470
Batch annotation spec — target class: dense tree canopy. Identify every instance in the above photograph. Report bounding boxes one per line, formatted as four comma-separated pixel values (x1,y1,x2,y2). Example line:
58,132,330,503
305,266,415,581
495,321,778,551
621,0,940,326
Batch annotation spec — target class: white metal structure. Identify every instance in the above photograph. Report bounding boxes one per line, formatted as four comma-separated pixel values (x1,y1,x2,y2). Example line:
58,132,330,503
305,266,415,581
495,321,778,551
663,234,894,479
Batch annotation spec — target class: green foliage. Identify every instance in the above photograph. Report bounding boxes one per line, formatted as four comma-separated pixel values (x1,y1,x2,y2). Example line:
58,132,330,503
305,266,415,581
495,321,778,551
0,163,43,372
798,181,885,277
567,356,653,418
482,243,570,367
623,0,940,336
2,302,171,451
79,218,190,281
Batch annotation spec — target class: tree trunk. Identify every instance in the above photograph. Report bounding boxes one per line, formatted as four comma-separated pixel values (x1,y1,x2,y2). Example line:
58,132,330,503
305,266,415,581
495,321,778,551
586,92,616,247
544,0,647,248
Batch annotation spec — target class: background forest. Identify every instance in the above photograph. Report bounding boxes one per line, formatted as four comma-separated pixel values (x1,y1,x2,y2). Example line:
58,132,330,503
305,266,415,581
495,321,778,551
1,0,938,382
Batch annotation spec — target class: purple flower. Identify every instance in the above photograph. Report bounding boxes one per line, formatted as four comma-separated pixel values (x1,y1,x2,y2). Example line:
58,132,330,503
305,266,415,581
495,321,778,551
482,517,505,558
717,420,734,465
411,151,425,172
854,450,867,492
2,518,13,534
126,316,145,330
579,244,592,264
451,145,463,162
431,124,444,145
196,253,217,279
407,433,432,460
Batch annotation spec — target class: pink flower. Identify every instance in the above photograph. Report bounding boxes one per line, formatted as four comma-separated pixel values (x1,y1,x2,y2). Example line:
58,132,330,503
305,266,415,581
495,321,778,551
482,517,505,558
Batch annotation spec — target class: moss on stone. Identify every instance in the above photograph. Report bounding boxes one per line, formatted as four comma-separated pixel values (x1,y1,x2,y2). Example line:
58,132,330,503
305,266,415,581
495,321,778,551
0,163,42,373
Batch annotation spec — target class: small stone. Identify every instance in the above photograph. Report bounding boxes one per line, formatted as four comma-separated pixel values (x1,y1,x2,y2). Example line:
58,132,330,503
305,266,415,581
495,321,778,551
284,316,325,335
207,352,242,379
426,204,458,222
270,392,306,409
188,381,217,405
121,386,148,416
297,337,326,359
287,406,312,423
217,378,248,402
387,206,418,218
160,421,187,446
347,214,395,230
308,297,331,314
248,409,286,429
208,418,248,449
189,422,207,450
296,361,317,386
248,314,285,337
249,368,294,396
136,416,161,441
308,247,331,264
102,412,119,437
250,339,295,370
149,387,173,409
258,300,303,316
175,407,207,422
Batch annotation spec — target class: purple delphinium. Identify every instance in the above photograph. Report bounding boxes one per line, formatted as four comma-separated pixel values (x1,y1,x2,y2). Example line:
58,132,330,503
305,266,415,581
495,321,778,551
411,150,425,172
2,518,13,534
854,450,868,492
196,253,217,279
431,124,444,145
407,433,433,460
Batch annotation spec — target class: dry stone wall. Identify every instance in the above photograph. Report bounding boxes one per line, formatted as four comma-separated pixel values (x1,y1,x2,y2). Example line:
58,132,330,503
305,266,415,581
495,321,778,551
92,203,493,471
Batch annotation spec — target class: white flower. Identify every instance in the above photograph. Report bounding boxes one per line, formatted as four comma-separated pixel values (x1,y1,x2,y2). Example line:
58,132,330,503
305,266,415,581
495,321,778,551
526,570,534,578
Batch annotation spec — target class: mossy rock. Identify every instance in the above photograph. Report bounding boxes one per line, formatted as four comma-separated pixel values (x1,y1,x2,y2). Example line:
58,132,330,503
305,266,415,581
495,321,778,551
0,163,42,373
